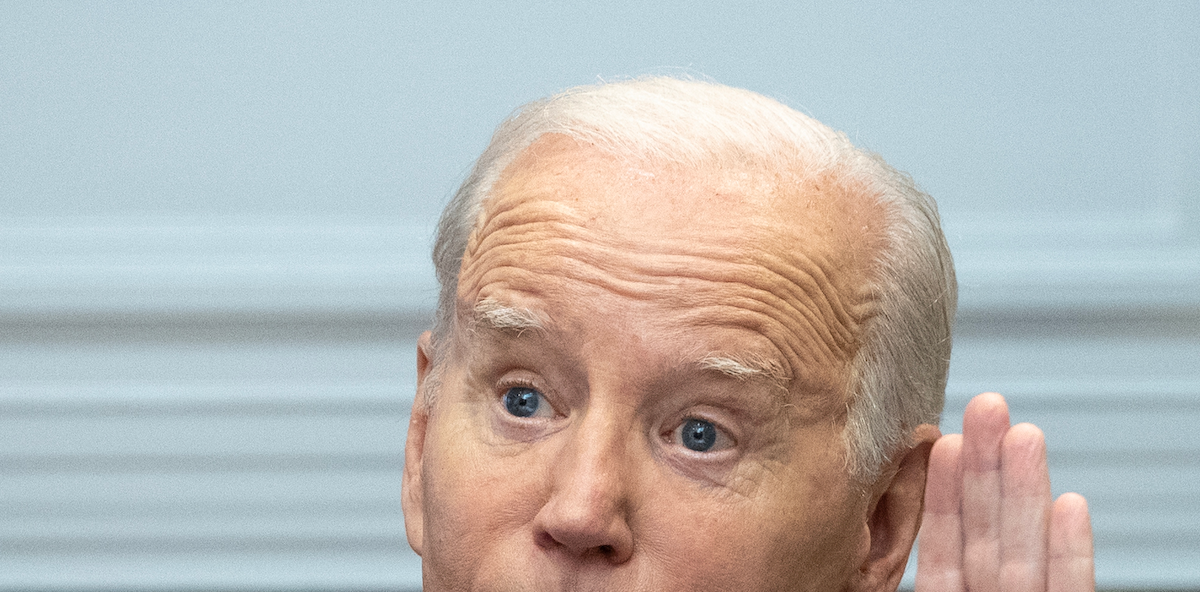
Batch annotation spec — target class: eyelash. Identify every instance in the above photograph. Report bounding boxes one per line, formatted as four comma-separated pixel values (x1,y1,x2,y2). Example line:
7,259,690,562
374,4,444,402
497,376,539,394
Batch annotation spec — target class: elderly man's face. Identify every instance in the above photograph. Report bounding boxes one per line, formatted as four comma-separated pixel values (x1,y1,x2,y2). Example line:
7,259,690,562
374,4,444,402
403,135,930,592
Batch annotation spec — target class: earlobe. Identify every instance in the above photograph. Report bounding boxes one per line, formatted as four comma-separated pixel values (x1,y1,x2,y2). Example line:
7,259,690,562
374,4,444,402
849,424,940,592
401,331,435,556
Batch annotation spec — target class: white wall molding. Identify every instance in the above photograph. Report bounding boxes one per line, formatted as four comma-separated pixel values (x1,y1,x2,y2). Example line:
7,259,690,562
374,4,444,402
5,216,1198,319
2,217,438,318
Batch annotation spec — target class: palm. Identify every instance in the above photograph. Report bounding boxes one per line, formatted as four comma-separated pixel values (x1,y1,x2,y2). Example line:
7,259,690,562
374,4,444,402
916,393,1094,592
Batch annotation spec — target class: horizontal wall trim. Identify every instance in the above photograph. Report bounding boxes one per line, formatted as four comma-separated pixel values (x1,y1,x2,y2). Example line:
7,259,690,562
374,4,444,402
0,381,411,410
943,378,1200,406
0,310,432,341
0,453,401,474
2,218,437,317
2,535,404,555
5,217,1199,317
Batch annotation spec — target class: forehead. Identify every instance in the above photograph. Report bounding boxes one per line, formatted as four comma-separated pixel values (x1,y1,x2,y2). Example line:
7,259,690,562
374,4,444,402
457,134,884,396
479,134,879,252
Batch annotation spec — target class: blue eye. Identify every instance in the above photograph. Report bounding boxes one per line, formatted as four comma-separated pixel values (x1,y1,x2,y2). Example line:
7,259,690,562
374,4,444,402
503,387,543,418
679,418,718,452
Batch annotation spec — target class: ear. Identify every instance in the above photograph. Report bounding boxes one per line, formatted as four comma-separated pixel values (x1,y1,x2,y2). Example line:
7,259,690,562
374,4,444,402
848,424,941,592
401,330,435,556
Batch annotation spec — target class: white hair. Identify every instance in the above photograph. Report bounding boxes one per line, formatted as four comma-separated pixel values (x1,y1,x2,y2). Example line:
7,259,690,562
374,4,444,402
429,77,956,482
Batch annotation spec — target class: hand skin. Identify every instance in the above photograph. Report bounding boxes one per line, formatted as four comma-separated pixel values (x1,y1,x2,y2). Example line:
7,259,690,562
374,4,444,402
917,393,1095,592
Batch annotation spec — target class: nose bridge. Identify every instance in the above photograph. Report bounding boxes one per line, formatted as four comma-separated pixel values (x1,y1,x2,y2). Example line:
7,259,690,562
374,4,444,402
554,400,631,513
535,398,636,561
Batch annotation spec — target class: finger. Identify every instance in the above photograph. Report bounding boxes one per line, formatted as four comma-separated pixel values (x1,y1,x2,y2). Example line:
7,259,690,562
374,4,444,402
960,392,1009,592
1000,423,1052,592
916,434,964,592
1049,493,1095,592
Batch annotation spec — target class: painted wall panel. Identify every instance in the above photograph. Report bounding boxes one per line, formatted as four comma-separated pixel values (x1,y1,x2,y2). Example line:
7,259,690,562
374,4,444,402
3,2,1198,589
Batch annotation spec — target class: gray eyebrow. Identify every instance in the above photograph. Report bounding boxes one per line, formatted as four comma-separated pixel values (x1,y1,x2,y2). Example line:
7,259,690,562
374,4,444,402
697,353,793,392
469,300,791,391
471,297,545,334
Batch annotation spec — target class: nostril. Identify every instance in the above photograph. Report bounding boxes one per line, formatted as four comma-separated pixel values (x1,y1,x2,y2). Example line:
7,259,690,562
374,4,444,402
598,544,614,555
535,531,559,549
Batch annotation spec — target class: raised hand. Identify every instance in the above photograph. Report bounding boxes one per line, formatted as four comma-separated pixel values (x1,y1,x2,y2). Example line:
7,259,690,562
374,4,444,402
916,393,1094,592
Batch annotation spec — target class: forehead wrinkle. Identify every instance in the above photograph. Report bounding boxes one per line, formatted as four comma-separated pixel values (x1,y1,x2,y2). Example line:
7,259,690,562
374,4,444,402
460,247,870,397
460,196,876,387
462,192,582,264
670,299,849,402
465,228,872,358
750,248,878,357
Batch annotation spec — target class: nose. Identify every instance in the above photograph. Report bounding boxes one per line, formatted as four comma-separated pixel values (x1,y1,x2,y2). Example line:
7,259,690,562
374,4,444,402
532,410,635,564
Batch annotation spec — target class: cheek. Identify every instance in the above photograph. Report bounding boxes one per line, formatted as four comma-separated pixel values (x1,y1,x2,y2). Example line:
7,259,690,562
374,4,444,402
641,428,866,591
757,451,867,588
418,408,552,580
634,494,862,592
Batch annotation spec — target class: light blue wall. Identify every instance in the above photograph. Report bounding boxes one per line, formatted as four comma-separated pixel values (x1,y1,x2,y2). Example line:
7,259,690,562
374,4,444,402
3,2,1198,590
6,2,1196,225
